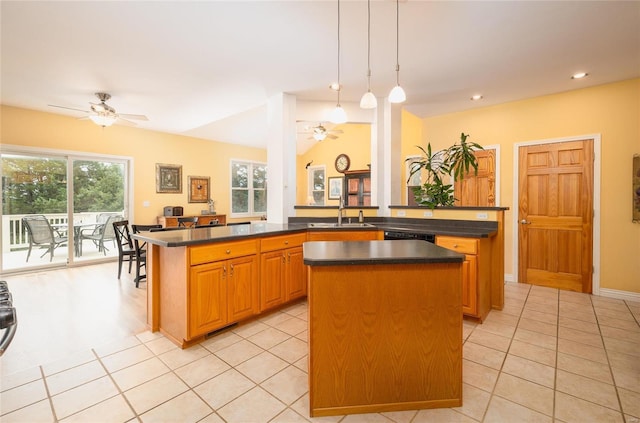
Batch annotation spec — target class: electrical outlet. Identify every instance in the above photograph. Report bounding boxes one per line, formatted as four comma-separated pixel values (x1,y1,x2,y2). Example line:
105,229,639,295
423,210,433,217
476,212,488,219
397,210,406,217
143,201,150,208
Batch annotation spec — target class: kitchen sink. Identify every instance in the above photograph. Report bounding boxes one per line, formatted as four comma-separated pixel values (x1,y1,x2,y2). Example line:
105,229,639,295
307,222,376,228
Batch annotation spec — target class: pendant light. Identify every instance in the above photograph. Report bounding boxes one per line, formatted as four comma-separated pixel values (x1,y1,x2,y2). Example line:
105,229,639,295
330,0,348,124
360,0,377,109
388,0,406,103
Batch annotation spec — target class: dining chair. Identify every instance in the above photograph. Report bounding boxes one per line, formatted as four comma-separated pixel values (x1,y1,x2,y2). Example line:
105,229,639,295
131,224,162,287
112,220,136,279
177,216,199,228
80,215,123,255
22,215,68,262
195,218,221,228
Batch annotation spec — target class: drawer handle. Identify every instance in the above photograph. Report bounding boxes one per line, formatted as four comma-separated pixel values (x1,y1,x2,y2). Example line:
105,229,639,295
226,249,231,254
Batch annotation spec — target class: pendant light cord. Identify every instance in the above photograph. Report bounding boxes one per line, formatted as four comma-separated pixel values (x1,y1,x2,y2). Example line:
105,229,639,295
367,0,371,89
395,0,400,84
337,0,341,105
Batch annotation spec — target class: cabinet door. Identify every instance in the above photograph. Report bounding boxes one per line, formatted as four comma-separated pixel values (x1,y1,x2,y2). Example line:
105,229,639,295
228,255,259,322
189,261,228,337
286,246,307,301
260,250,286,311
462,254,478,315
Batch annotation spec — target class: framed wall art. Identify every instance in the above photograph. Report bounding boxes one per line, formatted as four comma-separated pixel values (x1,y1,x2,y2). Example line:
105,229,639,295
328,176,344,200
188,175,210,203
156,163,182,193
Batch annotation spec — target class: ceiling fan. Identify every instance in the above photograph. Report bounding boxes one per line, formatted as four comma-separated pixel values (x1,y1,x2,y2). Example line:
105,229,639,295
48,92,148,127
298,123,343,141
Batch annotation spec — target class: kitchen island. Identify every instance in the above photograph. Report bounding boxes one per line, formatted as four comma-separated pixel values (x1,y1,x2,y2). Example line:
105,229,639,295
304,240,464,417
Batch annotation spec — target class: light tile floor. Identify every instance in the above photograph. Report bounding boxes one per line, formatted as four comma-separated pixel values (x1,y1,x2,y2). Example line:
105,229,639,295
1,283,640,422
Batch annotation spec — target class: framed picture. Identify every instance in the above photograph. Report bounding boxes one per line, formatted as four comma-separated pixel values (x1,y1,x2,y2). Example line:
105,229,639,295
188,175,210,203
156,163,182,193
328,176,343,200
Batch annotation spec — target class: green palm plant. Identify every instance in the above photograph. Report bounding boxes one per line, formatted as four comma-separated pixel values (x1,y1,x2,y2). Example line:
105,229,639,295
407,133,483,208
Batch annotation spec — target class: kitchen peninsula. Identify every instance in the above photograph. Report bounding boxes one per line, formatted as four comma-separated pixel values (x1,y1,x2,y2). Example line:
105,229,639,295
304,240,464,416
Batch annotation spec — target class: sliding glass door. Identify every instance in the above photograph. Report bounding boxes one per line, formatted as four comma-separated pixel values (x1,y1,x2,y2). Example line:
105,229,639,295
1,149,130,272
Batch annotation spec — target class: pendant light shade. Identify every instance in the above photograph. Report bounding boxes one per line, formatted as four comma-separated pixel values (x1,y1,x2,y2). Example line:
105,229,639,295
330,0,348,124
389,0,406,104
360,0,377,109
360,90,377,109
89,113,117,127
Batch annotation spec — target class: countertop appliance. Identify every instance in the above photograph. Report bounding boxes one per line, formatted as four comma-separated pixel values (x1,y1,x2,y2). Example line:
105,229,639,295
383,230,435,243
163,206,184,217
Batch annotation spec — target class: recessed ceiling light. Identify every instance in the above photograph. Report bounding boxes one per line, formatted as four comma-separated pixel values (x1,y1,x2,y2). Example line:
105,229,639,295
471,94,483,101
571,72,588,79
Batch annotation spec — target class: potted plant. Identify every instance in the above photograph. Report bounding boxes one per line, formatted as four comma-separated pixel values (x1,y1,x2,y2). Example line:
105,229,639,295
407,133,483,208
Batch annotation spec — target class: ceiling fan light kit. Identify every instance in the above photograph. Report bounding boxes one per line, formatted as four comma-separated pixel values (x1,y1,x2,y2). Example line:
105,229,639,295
49,92,148,128
89,113,117,127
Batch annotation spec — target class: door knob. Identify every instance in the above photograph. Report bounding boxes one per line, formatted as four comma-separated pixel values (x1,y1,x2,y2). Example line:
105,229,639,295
520,219,531,225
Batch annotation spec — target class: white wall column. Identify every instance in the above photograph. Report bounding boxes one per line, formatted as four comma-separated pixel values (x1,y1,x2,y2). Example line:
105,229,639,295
266,93,297,223
372,99,401,216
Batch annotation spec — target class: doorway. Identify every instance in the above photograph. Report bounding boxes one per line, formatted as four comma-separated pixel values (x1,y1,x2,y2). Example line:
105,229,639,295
514,136,600,293
1,148,131,273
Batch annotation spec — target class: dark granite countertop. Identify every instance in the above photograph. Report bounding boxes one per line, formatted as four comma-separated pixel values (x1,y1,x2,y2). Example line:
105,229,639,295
303,240,464,266
132,223,307,247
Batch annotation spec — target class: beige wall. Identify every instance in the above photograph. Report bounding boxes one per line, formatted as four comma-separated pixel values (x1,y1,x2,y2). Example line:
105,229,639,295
296,123,371,205
0,106,267,225
400,109,424,203
419,78,640,294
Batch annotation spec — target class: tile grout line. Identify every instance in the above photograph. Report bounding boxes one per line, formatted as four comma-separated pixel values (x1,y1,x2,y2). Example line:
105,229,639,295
39,364,59,423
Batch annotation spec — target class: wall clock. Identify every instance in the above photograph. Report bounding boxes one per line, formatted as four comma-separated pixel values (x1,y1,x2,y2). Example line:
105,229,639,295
335,154,351,173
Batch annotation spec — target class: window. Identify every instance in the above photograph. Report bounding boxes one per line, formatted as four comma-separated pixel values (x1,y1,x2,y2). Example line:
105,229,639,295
231,160,267,217
307,165,325,205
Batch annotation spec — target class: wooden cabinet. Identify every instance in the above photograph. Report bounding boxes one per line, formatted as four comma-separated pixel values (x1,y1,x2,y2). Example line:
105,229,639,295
344,170,371,206
158,214,226,227
260,233,307,312
436,235,490,321
307,230,381,241
188,239,258,338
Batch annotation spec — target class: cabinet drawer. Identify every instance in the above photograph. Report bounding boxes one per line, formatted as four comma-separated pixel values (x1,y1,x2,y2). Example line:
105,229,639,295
260,232,307,252
190,239,258,265
436,236,478,255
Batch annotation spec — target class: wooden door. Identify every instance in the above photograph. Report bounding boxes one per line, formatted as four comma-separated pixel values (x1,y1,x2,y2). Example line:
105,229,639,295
454,149,496,206
189,262,227,337
260,250,286,311
227,255,259,321
286,246,307,301
518,140,593,292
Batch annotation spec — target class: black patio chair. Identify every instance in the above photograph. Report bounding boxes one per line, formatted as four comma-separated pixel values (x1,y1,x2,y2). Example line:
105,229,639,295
22,215,68,262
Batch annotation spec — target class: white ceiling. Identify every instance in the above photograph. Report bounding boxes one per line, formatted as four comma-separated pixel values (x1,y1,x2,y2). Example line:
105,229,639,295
2,1,639,150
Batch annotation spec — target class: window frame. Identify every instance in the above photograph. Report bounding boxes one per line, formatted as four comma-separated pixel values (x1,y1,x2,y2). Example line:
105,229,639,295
230,159,267,218
307,165,326,206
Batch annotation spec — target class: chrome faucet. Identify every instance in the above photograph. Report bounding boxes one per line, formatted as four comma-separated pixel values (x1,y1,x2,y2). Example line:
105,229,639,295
338,195,345,226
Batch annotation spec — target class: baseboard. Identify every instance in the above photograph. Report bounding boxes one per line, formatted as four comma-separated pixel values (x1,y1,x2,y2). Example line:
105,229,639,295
504,274,515,283
598,288,640,303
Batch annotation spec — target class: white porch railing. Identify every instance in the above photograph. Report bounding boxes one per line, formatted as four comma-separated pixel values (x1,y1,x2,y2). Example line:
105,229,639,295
2,213,104,251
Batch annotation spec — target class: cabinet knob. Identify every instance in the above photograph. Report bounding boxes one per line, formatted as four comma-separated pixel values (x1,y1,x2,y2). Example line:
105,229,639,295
520,219,532,225
226,249,231,254
453,244,458,248
284,241,289,245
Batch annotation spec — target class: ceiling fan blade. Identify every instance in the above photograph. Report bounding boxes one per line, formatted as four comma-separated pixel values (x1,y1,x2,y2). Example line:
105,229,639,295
119,113,148,121
116,117,137,126
327,134,339,140
48,104,89,113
